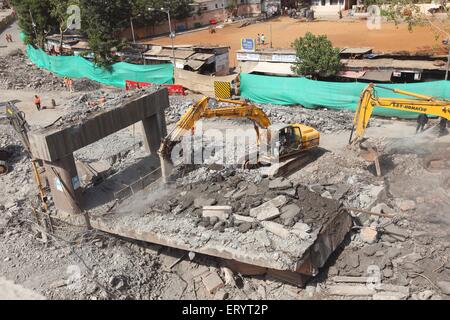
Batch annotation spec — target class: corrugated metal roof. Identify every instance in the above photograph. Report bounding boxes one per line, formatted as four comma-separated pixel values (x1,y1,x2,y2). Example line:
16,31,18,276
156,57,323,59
337,70,366,79
190,52,215,61
360,70,393,82
343,58,448,70
185,59,206,71
144,48,195,59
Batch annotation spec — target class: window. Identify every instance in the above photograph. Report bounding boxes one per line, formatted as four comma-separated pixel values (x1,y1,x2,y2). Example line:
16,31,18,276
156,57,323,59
215,4,218,8
321,0,326,6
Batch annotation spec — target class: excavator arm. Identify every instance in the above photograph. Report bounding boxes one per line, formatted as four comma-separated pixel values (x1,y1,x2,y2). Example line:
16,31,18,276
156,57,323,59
158,97,271,162
351,83,450,143
158,97,272,182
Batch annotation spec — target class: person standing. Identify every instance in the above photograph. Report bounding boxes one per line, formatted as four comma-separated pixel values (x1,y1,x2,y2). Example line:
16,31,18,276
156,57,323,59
67,78,74,93
257,33,261,46
34,95,41,111
439,117,448,137
261,33,265,46
416,113,428,133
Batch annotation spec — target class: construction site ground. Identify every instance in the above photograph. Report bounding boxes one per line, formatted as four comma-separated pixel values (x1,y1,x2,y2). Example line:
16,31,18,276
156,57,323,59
2,22,450,300
148,16,448,67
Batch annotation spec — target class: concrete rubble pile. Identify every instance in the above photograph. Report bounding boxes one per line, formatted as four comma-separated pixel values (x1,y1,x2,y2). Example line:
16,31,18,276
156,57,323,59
0,50,101,92
259,104,358,133
55,86,160,127
0,51,65,91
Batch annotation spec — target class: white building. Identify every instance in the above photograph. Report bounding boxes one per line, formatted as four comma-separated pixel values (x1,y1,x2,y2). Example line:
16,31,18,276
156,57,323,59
310,0,357,16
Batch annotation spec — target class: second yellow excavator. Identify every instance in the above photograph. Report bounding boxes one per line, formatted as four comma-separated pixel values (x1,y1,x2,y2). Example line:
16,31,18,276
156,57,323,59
158,97,320,181
350,83,450,176
351,83,450,143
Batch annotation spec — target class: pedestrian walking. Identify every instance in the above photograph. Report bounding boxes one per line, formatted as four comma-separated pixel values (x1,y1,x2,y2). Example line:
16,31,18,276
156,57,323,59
257,33,261,46
261,33,265,46
33,95,41,111
416,113,428,133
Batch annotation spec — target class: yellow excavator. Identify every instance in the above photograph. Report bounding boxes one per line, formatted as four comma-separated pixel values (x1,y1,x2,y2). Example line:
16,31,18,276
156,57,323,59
350,83,450,175
351,83,450,143
158,97,320,181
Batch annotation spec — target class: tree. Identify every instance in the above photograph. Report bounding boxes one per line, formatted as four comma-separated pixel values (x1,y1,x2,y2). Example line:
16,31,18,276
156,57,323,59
291,32,341,79
48,0,78,55
11,0,57,48
79,0,132,69
131,0,193,26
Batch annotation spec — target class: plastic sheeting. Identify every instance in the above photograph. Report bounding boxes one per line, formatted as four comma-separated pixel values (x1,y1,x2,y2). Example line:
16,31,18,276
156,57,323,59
240,73,450,118
26,45,173,88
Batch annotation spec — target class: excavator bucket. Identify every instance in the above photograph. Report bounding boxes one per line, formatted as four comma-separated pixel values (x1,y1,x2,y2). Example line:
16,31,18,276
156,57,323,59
352,86,375,143
358,141,381,177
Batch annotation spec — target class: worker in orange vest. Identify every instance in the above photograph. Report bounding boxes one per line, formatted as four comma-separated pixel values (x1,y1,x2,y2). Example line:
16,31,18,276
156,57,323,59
34,95,41,111
67,78,73,93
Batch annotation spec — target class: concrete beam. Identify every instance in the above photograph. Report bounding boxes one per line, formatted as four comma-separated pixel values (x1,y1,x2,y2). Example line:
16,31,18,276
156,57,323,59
29,89,169,162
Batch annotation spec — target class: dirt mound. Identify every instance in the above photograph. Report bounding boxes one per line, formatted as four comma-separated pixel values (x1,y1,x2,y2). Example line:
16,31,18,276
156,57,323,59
72,78,102,92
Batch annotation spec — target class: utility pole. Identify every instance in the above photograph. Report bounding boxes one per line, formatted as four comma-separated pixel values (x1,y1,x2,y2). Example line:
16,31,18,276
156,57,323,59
130,17,136,44
29,9,38,39
164,9,176,68
446,46,450,81
223,0,226,23
444,39,449,80
270,23,273,48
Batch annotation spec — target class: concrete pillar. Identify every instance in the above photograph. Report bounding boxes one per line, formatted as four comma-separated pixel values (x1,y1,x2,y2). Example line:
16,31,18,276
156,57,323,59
44,154,82,215
142,113,166,155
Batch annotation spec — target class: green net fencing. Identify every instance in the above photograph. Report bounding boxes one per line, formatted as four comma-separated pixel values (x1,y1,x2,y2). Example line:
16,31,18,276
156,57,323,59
26,45,173,88
240,73,450,118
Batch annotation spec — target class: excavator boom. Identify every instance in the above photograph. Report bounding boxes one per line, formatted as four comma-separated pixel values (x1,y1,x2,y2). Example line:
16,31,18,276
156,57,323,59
159,97,272,162
351,83,450,143
158,97,320,182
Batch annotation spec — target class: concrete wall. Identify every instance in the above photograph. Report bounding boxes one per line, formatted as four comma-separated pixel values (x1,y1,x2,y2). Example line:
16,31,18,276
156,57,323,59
122,9,227,40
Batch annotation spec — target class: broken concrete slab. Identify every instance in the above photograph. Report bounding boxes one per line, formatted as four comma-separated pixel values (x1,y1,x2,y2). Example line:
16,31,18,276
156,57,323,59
261,221,290,239
328,284,375,296
233,214,256,223
238,222,252,233
332,276,370,283
372,291,408,300
396,199,416,211
279,204,301,225
382,225,409,241
249,195,287,220
202,272,224,295
202,206,232,220
378,284,410,295
437,281,450,295
194,198,217,208
256,206,280,222
268,177,292,190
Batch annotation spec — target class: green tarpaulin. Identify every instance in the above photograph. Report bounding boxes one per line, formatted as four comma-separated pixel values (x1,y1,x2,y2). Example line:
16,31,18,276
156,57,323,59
26,45,173,88
240,73,450,118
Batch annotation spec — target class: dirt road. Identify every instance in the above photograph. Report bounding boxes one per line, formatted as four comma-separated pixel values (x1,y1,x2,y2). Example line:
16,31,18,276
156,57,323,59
149,17,445,67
